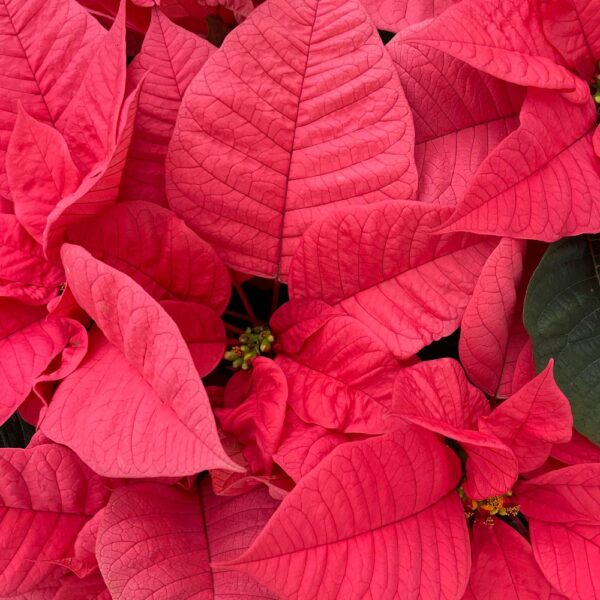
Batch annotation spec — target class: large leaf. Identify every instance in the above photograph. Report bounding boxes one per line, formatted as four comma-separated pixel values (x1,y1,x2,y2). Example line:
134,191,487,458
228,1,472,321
220,426,470,600
400,0,580,92
121,7,215,205
40,245,236,477
97,480,278,599
65,201,231,312
289,201,496,357
524,236,600,443
0,444,109,597
388,41,524,206
166,0,417,280
0,0,102,201
437,91,600,241
464,518,554,600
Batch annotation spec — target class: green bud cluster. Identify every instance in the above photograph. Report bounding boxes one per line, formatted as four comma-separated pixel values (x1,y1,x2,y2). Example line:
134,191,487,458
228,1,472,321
224,326,275,370
594,61,600,105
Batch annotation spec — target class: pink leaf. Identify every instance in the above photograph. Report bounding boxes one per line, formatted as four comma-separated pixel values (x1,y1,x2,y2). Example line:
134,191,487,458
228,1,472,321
0,216,64,305
161,300,226,377
121,7,215,206
0,300,85,426
166,0,417,280
391,360,517,499
529,520,600,600
542,0,600,81
273,408,354,481
43,79,144,262
64,201,230,312
216,357,287,475
360,0,457,32
551,429,600,465
272,299,403,433
516,464,600,523
289,201,497,357
56,0,127,172
465,518,553,600
438,89,600,241
0,0,102,201
388,42,525,206
459,238,527,396
479,362,573,473
0,444,109,597
7,108,81,243
96,480,278,599
401,0,580,92
40,245,237,476
219,426,470,600
392,358,489,429
54,572,111,600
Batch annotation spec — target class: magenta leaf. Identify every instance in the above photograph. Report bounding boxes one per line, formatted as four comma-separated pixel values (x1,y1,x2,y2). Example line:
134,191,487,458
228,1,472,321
401,0,580,92
43,79,144,262
289,201,497,357
40,245,237,476
96,480,278,599
528,520,600,600
161,300,226,377
479,362,573,472
464,518,554,600
392,359,519,499
65,201,231,312
360,0,457,32
0,444,109,597
388,41,525,206
516,464,600,523
56,0,126,172
219,425,470,600
272,299,403,433
438,90,600,240
0,0,102,201
7,108,81,243
542,0,600,81
273,408,354,481
121,7,215,205
216,357,287,475
0,216,64,305
166,0,417,280
0,300,86,426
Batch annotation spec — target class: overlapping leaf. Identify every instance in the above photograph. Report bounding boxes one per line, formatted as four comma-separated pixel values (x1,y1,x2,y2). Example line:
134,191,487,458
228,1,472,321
479,362,573,472
0,444,109,597
65,201,231,312
97,480,278,599
360,0,457,32
121,8,215,205
289,201,496,357
272,299,403,433
388,41,525,206
437,91,600,240
0,0,102,201
166,0,417,279
40,245,236,476
220,426,470,600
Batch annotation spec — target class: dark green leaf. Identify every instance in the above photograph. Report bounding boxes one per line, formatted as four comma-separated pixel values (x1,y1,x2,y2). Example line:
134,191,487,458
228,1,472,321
524,235,600,443
0,412,35,448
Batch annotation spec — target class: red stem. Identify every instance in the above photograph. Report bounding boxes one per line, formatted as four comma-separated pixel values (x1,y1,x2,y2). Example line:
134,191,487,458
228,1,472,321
233,277,257,326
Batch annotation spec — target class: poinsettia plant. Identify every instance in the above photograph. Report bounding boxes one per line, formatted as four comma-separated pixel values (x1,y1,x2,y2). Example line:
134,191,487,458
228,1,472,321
1,0,600,597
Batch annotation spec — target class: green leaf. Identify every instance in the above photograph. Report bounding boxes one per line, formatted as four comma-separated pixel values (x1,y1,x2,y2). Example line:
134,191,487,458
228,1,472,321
524,235,600,443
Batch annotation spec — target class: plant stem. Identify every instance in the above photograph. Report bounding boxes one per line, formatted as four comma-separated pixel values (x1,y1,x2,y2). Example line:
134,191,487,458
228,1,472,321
232,277,257,326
